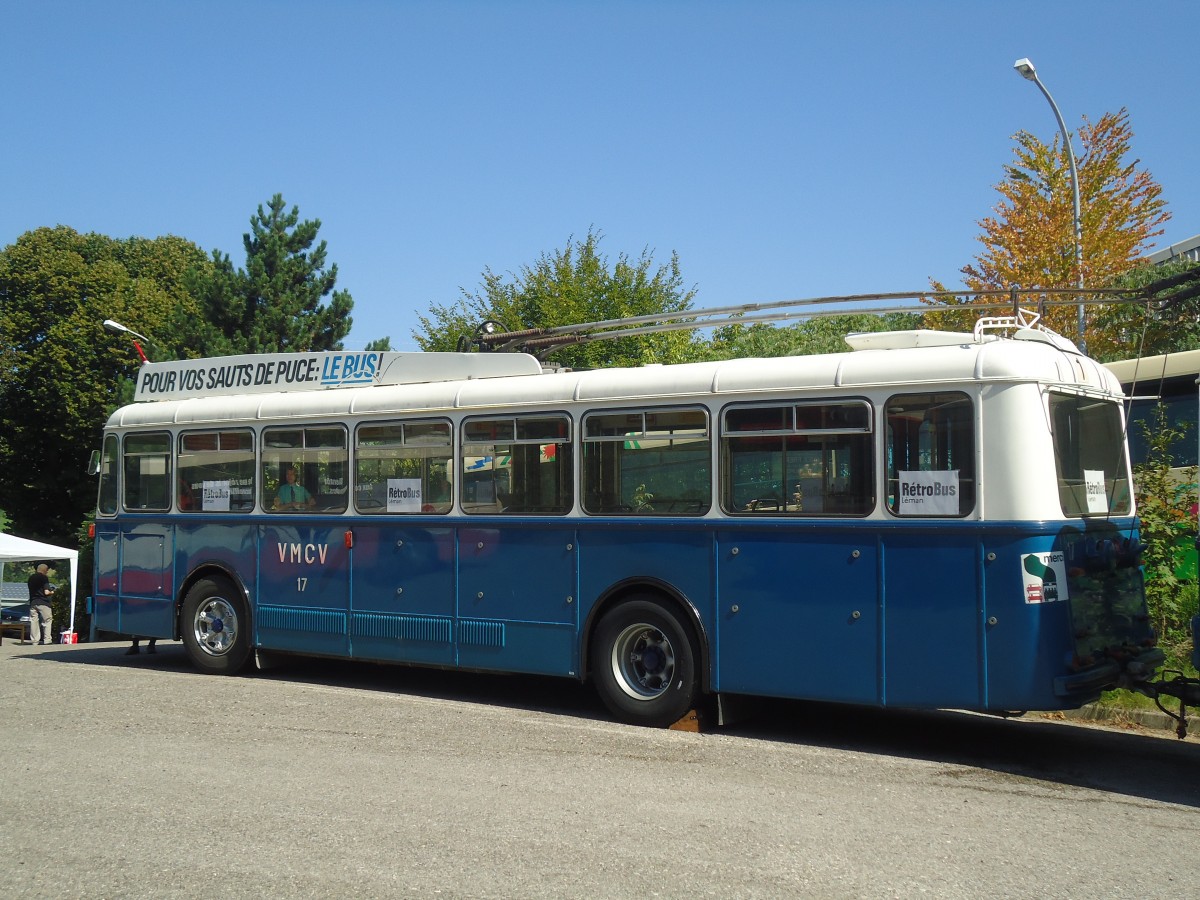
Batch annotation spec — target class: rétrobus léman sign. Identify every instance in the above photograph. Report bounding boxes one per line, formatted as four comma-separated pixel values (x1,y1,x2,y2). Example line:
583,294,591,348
134,350,541,402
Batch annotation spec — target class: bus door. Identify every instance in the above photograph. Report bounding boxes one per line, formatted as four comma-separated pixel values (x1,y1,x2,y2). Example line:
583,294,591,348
456,522,578,675
118,525,173,637
257,522,351,656
116,432,174,638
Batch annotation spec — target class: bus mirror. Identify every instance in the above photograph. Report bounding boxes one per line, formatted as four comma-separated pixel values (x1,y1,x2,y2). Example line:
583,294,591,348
87,450,101,476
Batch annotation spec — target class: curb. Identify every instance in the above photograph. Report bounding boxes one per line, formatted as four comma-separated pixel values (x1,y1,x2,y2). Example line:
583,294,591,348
1058,702,1180,733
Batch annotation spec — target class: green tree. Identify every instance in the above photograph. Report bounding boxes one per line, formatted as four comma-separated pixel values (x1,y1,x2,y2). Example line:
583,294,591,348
931,109,1170,342
1133,405,1199,661
414,230,698,368
1087,258,1200,362
168,194,353,358
704,312,924,360
0,226,209,543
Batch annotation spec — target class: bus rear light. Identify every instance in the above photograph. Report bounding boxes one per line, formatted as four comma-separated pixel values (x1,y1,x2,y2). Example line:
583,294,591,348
88,523,95,539
344,530,353,549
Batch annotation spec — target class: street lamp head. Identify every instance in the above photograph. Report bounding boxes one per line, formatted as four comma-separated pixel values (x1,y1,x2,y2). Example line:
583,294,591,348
1013,57,1037,81
102,319,129,335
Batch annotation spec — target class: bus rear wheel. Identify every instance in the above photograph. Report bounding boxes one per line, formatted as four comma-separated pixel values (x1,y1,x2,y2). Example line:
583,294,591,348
181,576,251,674
591,598,699,727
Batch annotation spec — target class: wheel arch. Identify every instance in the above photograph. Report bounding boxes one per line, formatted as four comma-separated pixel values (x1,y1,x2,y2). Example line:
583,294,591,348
175,561,252,641
580,577,711,693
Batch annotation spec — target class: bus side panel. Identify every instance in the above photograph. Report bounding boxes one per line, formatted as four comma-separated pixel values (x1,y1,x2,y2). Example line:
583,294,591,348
457,523,578,676
714,525,879,704
980,532,1077,711
92,526,120,633
119,524,173,639
257,523,350,656
349,524,455,667
578,522,714,666
880,531,982,709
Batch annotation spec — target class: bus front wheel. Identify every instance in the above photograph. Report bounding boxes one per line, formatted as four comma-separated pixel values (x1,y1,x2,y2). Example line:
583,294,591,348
591,598,700,727
181,576,251,674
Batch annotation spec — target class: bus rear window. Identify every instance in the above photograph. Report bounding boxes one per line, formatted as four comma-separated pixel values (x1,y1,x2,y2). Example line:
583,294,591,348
1049,394,1132,517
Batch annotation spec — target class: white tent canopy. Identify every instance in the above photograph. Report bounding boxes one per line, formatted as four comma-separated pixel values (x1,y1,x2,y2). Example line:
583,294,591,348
0,533,79,638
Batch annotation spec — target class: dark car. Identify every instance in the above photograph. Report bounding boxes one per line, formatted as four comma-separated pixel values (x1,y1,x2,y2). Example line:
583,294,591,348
1,602,30,623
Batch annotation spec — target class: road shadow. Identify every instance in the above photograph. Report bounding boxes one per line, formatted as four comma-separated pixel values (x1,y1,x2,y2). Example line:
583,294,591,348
718,695,1200,809
42,641,1200,808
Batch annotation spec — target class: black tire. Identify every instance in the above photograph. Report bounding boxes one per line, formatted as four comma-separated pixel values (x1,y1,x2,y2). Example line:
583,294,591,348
590,598,700,727
180,576,252,674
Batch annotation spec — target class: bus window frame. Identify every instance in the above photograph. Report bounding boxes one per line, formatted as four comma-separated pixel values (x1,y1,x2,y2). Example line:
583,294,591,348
460,412,573,516
177,428,257,514
121,431,172,513
720,399,875,517
884,391,977,518
261,424,350,514
582,405,712,516
97,432,120,516
354,417,454,515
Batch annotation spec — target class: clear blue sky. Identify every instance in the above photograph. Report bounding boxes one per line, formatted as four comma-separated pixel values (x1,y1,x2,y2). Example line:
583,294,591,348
3,1,1196,350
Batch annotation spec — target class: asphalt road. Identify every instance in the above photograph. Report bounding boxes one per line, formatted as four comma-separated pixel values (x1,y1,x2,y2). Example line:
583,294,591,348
2,639,1198,899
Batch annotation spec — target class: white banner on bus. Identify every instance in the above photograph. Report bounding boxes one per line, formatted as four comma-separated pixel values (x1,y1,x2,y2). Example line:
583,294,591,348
133,351,543,402
202,480,231,512
897,470,959,516
387,479,423,513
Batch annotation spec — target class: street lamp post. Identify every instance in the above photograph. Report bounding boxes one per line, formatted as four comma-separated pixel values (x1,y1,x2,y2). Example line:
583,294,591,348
102,319,151,363
1013,57,1085,352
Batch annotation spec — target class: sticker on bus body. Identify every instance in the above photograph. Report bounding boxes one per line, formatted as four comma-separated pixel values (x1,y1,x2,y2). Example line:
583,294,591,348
1020,551,1067,604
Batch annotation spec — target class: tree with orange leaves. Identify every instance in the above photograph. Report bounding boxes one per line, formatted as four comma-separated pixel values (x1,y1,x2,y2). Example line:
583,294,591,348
931,109,1170,344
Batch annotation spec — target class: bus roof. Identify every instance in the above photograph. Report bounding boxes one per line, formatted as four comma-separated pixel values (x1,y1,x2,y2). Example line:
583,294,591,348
108,332,1122,429
1103,348,1200,386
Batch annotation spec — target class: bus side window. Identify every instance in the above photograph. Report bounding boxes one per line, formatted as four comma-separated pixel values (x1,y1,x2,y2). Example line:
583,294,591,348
721,401,873,517
462,414,572,515
122,432,171,512
583,408,711,516
178,429,255,513
885,392,975,517
355,420,452,514
262,425,348,513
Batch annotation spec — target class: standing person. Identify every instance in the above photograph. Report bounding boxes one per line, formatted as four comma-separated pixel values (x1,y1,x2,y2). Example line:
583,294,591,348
27,563,54,645
126,637,157,655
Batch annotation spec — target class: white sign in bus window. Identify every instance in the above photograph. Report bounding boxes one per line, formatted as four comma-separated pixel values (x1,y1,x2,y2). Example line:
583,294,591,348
897,470,959,516
1084,469,1108,514
387,478,423,513
202,480,231,512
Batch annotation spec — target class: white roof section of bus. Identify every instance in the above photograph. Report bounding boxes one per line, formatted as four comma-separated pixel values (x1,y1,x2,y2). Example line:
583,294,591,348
106,333,1122,429
1104,348,1200,385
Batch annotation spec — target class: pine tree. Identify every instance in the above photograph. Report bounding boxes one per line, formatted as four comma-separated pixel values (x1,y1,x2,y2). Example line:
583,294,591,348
170,194,353,357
